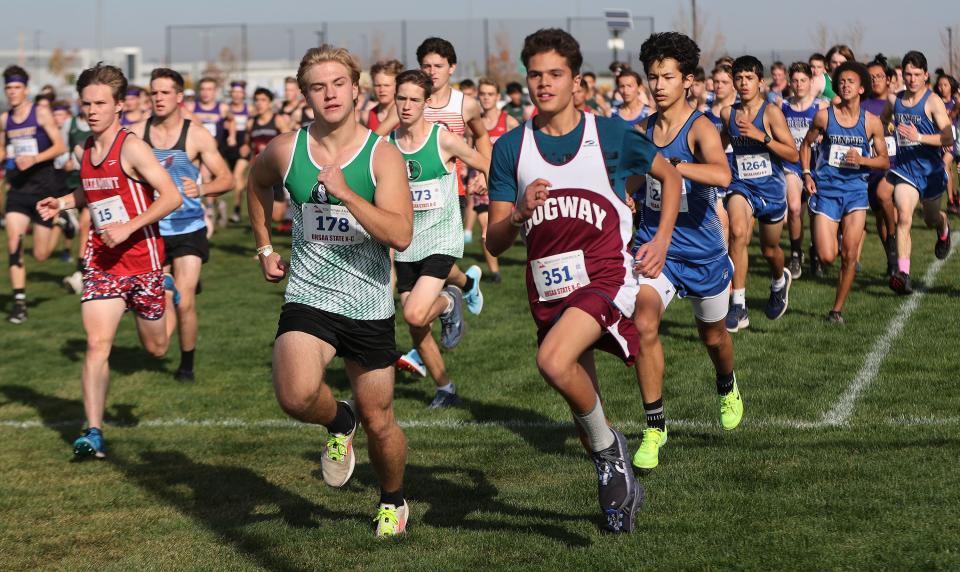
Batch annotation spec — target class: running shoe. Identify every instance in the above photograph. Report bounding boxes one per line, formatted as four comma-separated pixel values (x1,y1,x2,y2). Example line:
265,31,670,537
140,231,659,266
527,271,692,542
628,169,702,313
395,349,427,378
592,429,644,533
764,270,792,320
463,229,473,244
58,249,73,263
787,252,802,280
718,379,744,431
826,310,844,324
321,400,356,488
885,235,898,276
163,274,181,306
724,303,749,333
809,246,824,278
374,502,409,538
428,388,460,409
7,301,27,325
631,427,668,473
439,286,465,349
73,427,106,458
487,271,502,284
935,224,951,260
63,271,83,295
463,265,484,315
174,369,195,383
889,270,913,295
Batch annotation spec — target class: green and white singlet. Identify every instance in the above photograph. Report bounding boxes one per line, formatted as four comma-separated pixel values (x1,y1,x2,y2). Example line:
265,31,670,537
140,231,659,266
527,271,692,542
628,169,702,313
282,127,393,320
389,123,463,262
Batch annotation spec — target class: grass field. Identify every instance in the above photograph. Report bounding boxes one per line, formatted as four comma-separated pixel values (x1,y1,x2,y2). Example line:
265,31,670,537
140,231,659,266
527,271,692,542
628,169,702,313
1,212,959,571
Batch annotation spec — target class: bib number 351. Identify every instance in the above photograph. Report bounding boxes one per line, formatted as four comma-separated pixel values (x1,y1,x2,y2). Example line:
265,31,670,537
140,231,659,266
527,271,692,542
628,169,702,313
531,250,590,302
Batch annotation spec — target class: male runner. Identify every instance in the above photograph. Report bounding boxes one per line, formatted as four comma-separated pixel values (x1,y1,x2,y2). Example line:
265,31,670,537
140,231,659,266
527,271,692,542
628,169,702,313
503,81,527,123
363,59,401,132
120,86,147,126
61,104,92,294
246,87,291,225
625,32,740,473
809,53,833,100
37,63,182,458
390,70,490,408
1,65,67,323
863,54,899,275
781,62,828,278
704,64,737,237
188,77,236,224
801,61,888,322
226,80,250,225
884,50,953,294
128,68,235,381
486,28,681,533
721,56,799,332
277,77,303,123
247,46,412,537
610,70,649,127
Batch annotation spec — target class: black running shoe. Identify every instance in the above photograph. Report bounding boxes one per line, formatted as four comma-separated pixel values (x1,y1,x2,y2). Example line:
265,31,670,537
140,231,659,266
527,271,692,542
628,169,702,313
174,369,195,383
889,270,913,295
7,301,27,324
935,225,951,260
591,429,644,533
826,310,844,324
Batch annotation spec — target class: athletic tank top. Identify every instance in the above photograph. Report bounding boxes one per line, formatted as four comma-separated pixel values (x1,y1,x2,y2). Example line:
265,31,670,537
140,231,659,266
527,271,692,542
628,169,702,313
282,128,392,320
611,105,649,126
862,97,897,169
389,123,462,262
231,103,249,141
893,90,940,178
640,111,726,264
250,114,280,156
367,106,382,131
728,101,785,199
192,101,224,139
5,104,56,188
80,129,164,275
143,119,205,236
781,98,820,171
487,111,509,143
515,113,637,319
814,106,871,196
424,88,467,197
119,112,135,127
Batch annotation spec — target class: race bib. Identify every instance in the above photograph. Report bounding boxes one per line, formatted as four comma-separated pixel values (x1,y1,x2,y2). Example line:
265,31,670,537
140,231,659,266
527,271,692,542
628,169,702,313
828,144,858,169
301,203,363,245
12,137,39,157
234,115,248,132
789,126,808,148
885,136,897,157
409,180,444,211
645,174,689,213
203,122,218,137
90,195,130,230
736,153,773,179
896,128,919,148
531,250,590,302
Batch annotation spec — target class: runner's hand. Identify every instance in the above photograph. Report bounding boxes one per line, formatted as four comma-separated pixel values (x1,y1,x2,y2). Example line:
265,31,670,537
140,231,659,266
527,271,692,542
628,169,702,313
625,194,637,214
470,172,488,195
634,236,668,278
316,164,349,201
897,123,920,144
100,222,133,248
181,177,201,198
516,178,550,221
803,173,817,196
844,148,862,166
260,252,287,282
736,115,766,143
36,197,61,221
14,155,37,171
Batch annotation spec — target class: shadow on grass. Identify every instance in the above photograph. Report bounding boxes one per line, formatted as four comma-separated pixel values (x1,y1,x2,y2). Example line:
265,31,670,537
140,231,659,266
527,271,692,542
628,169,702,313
0,384,140,444
308,454,593,547
0,293,53,309
60,338,169,374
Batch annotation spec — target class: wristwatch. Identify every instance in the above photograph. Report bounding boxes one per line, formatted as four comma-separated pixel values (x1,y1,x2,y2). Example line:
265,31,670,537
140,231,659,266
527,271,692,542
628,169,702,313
763,134,772,145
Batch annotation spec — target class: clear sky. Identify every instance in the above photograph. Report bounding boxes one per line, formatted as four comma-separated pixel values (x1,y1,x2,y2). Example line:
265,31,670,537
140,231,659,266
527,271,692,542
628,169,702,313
4,0,957,70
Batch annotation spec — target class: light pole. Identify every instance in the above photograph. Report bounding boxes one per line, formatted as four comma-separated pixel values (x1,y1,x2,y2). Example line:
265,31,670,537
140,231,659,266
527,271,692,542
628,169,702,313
605,9,632,67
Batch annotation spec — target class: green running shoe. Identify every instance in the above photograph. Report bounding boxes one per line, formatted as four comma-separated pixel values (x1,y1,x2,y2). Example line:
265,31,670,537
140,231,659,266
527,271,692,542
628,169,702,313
374,502,409,538
718,379,744,431
632,427,668,473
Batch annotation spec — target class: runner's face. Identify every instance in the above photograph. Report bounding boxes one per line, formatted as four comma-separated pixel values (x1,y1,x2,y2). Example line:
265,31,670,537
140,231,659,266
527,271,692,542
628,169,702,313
713,72,733,100
646,58,691,110
772,68,786,85
689,80,704,99
53,109,69,127
734,70,760,101
810,60,825,76
618,75,639,104
478,84,498,112
868,66,888,97
284,82,299,102
123,94,139,112
837,70,863,103
526,50,579,114
461,86,477,99
254,93,271,114
199,82,217,104
372,73,396,106
4,82,26,106
150,78,183,118
790,72,811,98
230,86,245,104
937,77,952,100
902,64,928,94
420,53,454,90
828,53,847,73
80,84,122,134
302,61,358,125
395,82,427,126
508,91,522,105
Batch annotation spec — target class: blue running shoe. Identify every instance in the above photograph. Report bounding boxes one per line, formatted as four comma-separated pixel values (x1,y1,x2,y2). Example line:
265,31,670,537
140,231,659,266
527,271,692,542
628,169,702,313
395,348,427,378
428,387,461,409
764,270,792,320
164,273,181,306
724,303,749,333
592,429,644,533
439,286,465,349
463,265,483,315
73,427,106,459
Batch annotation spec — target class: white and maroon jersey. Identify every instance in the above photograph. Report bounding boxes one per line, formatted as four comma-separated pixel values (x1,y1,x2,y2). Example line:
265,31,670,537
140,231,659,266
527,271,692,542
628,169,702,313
516,113,637,321
81,129,164,275
424,88,465,136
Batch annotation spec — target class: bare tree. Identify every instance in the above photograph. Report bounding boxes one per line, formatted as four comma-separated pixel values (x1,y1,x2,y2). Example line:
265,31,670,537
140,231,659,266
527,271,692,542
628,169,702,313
809,21,831,53
485,30,521,87
941,26,959,76
672,2,726,68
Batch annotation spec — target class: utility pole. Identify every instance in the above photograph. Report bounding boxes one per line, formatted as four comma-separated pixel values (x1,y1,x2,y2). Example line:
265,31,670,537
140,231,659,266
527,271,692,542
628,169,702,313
691,0,698,44
949,26,955,76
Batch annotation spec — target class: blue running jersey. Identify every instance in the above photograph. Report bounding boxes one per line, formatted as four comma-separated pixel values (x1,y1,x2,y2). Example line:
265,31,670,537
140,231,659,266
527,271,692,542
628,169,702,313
144,120,205,236
728,102,786,202
813,106,870,197
781,99,820,174
634,111,726,264
891,90,941,180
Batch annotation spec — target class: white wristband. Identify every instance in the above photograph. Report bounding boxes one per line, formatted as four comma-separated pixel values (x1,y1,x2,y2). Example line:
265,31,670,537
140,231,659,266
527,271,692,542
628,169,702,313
256,245,274,257
57,198,66,210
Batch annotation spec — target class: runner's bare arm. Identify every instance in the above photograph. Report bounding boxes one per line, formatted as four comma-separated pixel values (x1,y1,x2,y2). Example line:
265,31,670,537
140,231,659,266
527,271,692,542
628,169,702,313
0,112,5,163
440,129,490,180
464,97,493,160
247,133,292,282
634,153,682,278
927,96,955,147
18,106,68,171
374,110,400,137
505,114,520,132
859,112,890,171
719,106,732,149
681,115,732,188
121,135,183,227
276,114,292,134
320,140,412,251
191,123,234,198
800,110,827,196
762,105,800,163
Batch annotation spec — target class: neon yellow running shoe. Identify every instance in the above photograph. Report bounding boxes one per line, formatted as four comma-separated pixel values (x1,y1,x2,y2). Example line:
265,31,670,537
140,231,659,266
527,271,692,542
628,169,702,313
631,427,668,473
374,502,409,538
321,401,356,487
718,379,744,431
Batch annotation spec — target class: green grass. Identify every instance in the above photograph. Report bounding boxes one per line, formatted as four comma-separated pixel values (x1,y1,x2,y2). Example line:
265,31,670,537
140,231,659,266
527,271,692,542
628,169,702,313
1,213,959,571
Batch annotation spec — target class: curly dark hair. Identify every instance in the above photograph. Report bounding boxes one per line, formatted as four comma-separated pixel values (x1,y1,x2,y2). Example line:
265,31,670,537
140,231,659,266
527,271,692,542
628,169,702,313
521,28,583,75
831,61,870,96
732,55,764,78
902,50,928,73
868,53,895,80
638,32,701,76
416,37,457,65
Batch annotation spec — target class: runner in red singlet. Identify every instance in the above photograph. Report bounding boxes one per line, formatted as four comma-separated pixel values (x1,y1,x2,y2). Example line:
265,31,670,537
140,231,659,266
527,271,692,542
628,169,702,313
363,59,402,133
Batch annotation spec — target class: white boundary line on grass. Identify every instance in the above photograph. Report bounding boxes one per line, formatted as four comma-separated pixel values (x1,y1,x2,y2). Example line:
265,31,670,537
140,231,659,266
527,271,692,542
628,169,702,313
822,231,959,427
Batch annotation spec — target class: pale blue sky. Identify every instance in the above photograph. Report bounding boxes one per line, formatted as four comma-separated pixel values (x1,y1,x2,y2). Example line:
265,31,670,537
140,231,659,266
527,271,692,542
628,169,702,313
5,0,958,71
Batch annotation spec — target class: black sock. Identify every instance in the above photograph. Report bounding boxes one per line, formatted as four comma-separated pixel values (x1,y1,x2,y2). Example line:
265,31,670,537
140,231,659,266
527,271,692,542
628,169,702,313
13,288,25,301
379,488,404,506
790,238,802,256
179,349,195,372
325,401,355,435
463,275,475,293
76,257,85,272
716,371,735,396
233,205,241,215
644,398,665,431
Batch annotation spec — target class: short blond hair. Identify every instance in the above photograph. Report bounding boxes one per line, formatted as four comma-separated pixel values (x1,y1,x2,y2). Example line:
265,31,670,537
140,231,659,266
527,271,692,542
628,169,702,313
297,45,361,92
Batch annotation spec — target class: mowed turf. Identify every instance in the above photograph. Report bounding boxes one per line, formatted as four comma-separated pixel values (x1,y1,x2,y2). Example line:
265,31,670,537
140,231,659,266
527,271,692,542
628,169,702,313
1,212,958,571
